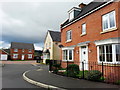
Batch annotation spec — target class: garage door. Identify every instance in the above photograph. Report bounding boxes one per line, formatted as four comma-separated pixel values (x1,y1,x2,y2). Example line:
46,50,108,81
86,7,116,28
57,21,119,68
0,54,8,60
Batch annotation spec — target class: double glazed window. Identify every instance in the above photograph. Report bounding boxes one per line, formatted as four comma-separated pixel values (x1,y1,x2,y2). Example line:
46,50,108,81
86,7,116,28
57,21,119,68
13,54,18,58
66,30,72,41
63,49,73,61
28,54,32,58
14,49,18,52
82,23,86,35
98,44,120,63
102,11,116,31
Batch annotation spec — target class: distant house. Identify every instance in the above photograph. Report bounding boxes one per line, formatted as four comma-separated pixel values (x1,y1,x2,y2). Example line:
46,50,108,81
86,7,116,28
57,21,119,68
0,49,9,60
43,30,61,63
10,42,34,60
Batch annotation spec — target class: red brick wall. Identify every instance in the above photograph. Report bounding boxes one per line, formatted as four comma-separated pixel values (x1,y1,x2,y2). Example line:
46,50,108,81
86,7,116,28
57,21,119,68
60,2,120,82
10,49,34,60
0,50,7,54
61,2,119,68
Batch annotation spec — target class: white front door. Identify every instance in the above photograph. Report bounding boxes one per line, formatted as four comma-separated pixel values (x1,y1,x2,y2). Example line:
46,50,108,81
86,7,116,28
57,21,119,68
22,55,24,60
80,46,88,70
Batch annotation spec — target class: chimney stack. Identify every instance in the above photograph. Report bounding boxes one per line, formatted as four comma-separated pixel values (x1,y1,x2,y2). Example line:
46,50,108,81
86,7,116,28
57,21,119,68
79,3,86,8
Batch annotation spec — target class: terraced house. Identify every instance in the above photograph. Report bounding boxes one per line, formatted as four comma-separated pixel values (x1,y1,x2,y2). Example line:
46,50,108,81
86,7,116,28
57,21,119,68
60,0,120,82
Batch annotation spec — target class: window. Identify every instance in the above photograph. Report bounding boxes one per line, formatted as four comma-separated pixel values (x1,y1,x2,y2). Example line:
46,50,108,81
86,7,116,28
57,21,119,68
14,49,18,52
102,11,116,31
63,49,73,61
28,54,32,58
66,30,72,41
13,54,18,58
22,49,24,52
69,11,74,21
98,44,120,63
116,44,120,61
28,49,32,52
82,23,86,35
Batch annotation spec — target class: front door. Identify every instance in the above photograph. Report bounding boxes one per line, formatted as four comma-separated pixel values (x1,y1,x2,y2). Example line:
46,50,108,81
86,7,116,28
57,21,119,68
22,55,25,60
80,46,88,70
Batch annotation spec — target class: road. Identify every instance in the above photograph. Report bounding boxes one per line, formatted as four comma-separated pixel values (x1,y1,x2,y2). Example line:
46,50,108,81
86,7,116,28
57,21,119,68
2,64,45,89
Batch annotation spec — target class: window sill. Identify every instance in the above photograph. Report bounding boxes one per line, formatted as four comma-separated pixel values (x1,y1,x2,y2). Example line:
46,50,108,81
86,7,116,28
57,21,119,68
62,60,74,62
98,62,120,66
80,33,86,37
100,28,117,34
66,40,72,43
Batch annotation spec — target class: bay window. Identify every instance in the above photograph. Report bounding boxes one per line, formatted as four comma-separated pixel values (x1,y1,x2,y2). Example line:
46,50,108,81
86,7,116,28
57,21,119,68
98,44,120,63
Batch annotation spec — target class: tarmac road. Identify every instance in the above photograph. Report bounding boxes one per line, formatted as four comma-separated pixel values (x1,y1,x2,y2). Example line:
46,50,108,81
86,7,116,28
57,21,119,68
2,64,45,89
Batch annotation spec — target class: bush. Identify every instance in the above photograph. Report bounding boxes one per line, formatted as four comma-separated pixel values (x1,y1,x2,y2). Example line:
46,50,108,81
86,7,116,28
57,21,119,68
66,64,79,77
86,70,102,81
76,71,88,78
46,59,51,65
115,80,120,85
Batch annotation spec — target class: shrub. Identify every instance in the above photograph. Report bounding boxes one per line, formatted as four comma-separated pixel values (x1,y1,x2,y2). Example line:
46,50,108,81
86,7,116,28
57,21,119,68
115,80,120,85
66,64,79,77
86,70,102,81
76,70,88,78
46,59,51,65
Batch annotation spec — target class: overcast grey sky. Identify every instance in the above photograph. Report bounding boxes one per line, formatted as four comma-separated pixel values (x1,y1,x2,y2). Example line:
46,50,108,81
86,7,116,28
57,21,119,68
0,0,93,50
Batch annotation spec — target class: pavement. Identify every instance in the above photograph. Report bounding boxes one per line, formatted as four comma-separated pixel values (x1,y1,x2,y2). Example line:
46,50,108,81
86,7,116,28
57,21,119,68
24,64,120,89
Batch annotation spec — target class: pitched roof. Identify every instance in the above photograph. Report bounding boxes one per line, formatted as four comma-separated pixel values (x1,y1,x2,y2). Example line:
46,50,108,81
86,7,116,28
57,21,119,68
49,30,61,42
61,0,111,28
11,42,34,49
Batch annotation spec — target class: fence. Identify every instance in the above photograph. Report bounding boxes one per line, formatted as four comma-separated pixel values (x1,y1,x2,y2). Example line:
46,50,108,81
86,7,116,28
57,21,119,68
49,60,120,84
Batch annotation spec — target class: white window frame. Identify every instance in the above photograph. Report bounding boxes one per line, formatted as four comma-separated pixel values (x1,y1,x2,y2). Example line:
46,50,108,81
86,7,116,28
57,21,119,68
22,49,24,52
62,49,74,61
81,23,86,35
13,54,18,58
28,49,32,53
28,54,32,59
102,11,116,31
97,44,120,64
14,49,18,52
69,11,74,21
66,30,72,42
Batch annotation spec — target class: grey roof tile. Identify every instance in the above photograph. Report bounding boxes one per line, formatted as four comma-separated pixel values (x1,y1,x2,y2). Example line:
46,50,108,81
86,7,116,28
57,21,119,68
11,42,34,49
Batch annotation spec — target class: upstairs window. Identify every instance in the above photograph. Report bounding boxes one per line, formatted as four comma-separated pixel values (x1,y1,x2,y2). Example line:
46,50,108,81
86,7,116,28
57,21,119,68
66,30,72,42
82,23,86,35
102,11,116,31
28,49,32,53
14,49,18,52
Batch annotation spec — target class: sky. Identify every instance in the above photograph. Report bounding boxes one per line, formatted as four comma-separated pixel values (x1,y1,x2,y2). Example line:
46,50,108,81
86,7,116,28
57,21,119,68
0,0,93,50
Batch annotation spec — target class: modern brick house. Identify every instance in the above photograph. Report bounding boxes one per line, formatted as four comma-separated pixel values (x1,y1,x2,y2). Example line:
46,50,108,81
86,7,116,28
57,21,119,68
10,42,34,60
43,30,61,63
60,0,120,82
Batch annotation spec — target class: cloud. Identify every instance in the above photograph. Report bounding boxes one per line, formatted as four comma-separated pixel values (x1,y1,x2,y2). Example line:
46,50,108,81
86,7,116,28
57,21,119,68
1,1,93,49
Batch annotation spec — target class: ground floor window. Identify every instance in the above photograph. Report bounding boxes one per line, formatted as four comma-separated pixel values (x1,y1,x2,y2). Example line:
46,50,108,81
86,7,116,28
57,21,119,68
13,54,18,58
98,44,120,63
62,49,73,61
28,54,32,58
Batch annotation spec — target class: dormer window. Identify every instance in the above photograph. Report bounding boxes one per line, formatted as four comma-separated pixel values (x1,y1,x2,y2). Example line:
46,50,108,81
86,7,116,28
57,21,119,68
68,7,81,21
